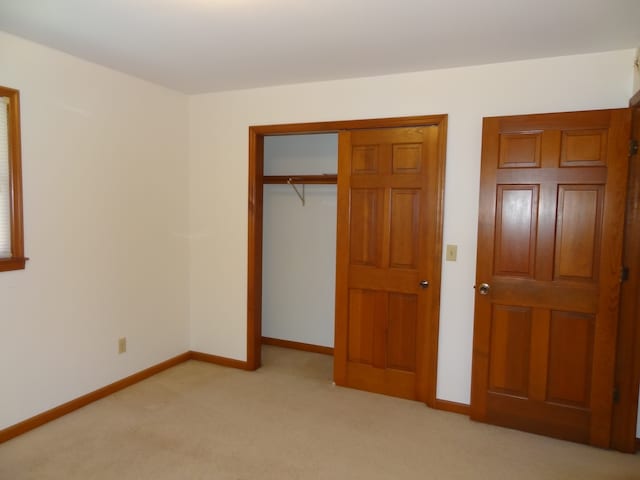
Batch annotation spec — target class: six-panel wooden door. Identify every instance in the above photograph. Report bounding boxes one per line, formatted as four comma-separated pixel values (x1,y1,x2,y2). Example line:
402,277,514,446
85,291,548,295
334,124,446,403
470,109,631,447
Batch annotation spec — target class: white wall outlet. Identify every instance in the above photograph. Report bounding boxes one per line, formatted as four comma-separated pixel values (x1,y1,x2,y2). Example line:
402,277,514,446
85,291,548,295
118,337,127,354
446,244,458,262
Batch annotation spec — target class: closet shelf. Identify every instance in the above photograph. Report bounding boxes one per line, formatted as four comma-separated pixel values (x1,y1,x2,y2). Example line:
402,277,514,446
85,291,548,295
263,174,337,185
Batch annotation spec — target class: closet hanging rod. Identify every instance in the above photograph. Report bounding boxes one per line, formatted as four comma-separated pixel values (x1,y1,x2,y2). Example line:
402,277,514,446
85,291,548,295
287,178,305,205
262,174,337,185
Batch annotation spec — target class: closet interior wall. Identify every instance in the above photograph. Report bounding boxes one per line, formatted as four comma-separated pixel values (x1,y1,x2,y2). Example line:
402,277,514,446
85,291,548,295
262,134,338,349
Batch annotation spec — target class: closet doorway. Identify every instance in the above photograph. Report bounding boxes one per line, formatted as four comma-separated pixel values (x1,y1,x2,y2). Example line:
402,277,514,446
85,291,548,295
261,133,338,355
248,115,447,407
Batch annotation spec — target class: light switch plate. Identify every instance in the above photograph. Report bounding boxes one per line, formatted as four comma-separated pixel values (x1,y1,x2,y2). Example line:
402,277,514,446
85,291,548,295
446,244,458,261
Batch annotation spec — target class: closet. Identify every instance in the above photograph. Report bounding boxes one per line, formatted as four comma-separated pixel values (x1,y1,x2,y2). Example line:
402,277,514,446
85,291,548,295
261,133,338,352
248,115,447,403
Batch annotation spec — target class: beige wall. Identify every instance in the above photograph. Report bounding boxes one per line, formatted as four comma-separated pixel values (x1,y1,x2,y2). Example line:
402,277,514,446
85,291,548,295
188,49,635,407
634,47,640,95
0,32,190,428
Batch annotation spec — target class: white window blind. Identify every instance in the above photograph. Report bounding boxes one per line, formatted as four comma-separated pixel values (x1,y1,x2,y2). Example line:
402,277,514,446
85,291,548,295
0,97,11,257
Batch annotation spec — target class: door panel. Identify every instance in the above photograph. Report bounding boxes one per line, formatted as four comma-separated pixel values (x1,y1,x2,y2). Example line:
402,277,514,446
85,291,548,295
554,186,603,280
347,289,378,364
494,186,538,276
560,129,608,166
546,311,594,407
471,109,631,447
335,124,446,403
349,189,382,266
499,132,542,168
389,189,420,269
488,305,531,397
387,293,418,372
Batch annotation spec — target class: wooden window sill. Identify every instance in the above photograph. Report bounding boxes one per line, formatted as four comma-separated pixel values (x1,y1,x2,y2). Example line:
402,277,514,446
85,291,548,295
0,257,28,272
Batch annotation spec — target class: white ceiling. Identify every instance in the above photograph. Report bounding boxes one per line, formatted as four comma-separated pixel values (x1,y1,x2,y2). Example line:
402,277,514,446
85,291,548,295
1,0,639,94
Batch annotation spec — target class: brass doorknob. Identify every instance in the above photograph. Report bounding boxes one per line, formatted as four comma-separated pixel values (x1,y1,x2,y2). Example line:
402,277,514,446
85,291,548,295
478,283,490,295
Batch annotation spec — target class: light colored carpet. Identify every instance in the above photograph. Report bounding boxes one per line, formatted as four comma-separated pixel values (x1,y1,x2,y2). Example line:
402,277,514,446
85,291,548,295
1,345,638,479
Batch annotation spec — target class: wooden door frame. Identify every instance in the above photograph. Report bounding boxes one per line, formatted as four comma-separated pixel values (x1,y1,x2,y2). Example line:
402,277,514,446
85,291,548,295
247,115,447,409
611,93,640,452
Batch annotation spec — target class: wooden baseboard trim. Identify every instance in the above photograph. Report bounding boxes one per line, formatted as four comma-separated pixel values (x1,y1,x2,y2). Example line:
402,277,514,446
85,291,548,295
261,336,334,356
636,437,640,452
0,352,192,444
190,351,251,370
434,399,471,416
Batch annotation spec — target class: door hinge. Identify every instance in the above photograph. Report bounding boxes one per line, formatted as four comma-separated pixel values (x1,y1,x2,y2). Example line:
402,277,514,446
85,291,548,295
621,266,630,282
613,385,620,403
631,139,639,157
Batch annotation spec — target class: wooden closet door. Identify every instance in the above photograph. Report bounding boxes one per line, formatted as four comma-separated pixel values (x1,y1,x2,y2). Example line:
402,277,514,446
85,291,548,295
471,109,631,447
334,125,445,403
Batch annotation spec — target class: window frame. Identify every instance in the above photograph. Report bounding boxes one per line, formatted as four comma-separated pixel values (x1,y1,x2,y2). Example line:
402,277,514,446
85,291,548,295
0,85,26,272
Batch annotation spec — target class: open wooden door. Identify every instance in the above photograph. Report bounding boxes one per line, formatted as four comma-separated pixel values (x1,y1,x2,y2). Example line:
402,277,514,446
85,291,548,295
470,109,631,447
334,122,446,404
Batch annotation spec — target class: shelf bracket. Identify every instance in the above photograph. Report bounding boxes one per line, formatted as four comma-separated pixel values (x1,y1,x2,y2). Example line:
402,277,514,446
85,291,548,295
287,177,305,206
